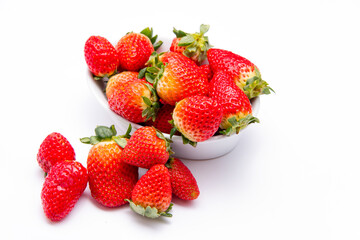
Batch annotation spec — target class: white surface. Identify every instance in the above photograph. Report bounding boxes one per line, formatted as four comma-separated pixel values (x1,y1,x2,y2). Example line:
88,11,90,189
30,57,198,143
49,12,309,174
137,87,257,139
1,0,360,239
86,69,261,160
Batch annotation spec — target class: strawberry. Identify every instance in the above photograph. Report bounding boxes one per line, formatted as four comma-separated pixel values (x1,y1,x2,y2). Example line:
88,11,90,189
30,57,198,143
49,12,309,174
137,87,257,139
41,160,88,221
126,164,172,218
145,104,176,134
37,132,75,173
171,95,223,146
209,71,259,135
140,51,209,105
120,126,173,169
115,27,162,71
199,64,213,81
207,48,273,99
166,158,199,200
105,71,145,99
84,36,119,79
170,24,211,65
108,79,160,123
80,125,138,207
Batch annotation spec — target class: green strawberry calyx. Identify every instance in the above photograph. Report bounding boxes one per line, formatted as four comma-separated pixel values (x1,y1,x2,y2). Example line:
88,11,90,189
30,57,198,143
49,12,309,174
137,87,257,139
220,115,260,136
141,83,161,122
169,120,197,148
93,69,118,83
153,127,174,156
80,124,132,148
138,51,166,90
125,199,173,218
243,67,275,99
173,24,212,65
140,27,163,51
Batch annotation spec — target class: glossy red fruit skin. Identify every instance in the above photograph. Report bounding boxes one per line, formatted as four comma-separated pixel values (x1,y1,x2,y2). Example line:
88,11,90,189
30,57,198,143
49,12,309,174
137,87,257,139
106,71,145,99
120,127,169,169
209,71,252,129
157,52,209,105
166,158,199,200
115,33,154,71
41,160,88,222
169,38,186,54
172,95,223,142
131,164,172,212
107,79,152,123
207,48,257,88
84,36,119,77
199,64,213,81
37,132,76,173
87,141,138,207
145,104,175,134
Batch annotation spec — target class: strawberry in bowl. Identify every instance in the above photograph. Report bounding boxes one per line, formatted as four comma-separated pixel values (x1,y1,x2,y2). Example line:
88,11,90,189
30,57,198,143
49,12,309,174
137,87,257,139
84,25,266,160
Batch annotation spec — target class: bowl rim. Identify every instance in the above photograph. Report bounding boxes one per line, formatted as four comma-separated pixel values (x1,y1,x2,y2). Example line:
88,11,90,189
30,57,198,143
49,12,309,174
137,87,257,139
86,69,260,143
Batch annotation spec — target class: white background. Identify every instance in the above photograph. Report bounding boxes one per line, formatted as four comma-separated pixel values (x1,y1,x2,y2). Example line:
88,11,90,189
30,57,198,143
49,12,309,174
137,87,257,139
1,0,360,239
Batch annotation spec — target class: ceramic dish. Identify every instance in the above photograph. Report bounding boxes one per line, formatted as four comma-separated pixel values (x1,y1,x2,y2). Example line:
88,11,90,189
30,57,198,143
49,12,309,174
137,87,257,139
86,69,260,160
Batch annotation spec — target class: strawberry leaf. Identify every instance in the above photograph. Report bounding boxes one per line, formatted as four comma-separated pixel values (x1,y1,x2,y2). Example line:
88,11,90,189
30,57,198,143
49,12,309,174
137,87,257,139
178,35,195,46
95,125,116,139
138,67,147,79
153,41,163,51
200,24,210,34
173,27,187,38
113,136,127,149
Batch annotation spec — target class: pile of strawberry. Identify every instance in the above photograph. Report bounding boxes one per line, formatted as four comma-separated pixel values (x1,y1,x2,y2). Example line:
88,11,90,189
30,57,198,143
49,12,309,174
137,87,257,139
84,24,273,146
37,124,199,221
37,25,273,222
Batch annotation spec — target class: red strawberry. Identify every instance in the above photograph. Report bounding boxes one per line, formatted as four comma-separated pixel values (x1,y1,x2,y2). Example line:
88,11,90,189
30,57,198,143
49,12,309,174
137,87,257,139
209,71,259,135
170,24,211,65
80,125,138,207
37,132,75,173
108,79,160,123
126,164,172,218
199,64,213,81
41,160,88,221
115,27,162,71
207,48,273,99
84,36,119,79
120,126,173,169
166,158,199,200
145,104,176,134
105,71,145,99
142,51,209,105
171,95,223,146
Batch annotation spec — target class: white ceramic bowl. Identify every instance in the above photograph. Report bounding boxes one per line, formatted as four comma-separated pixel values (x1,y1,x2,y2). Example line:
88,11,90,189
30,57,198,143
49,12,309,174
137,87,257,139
86,70,260,160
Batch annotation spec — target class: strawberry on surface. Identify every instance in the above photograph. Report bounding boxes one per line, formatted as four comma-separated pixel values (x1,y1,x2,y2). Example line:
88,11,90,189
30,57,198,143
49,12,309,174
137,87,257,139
170,24,211,65
115,27,162,71
108,79,160,123
41,160,88,222
105,71,145,99
37,132,75,173
166,158,199,200
80,125,138,207
126,164,173,218
209,71,259,135
171,95,223,146
207,48,273,99
84,36,119,79
141,51,209,106
120,126,173,169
